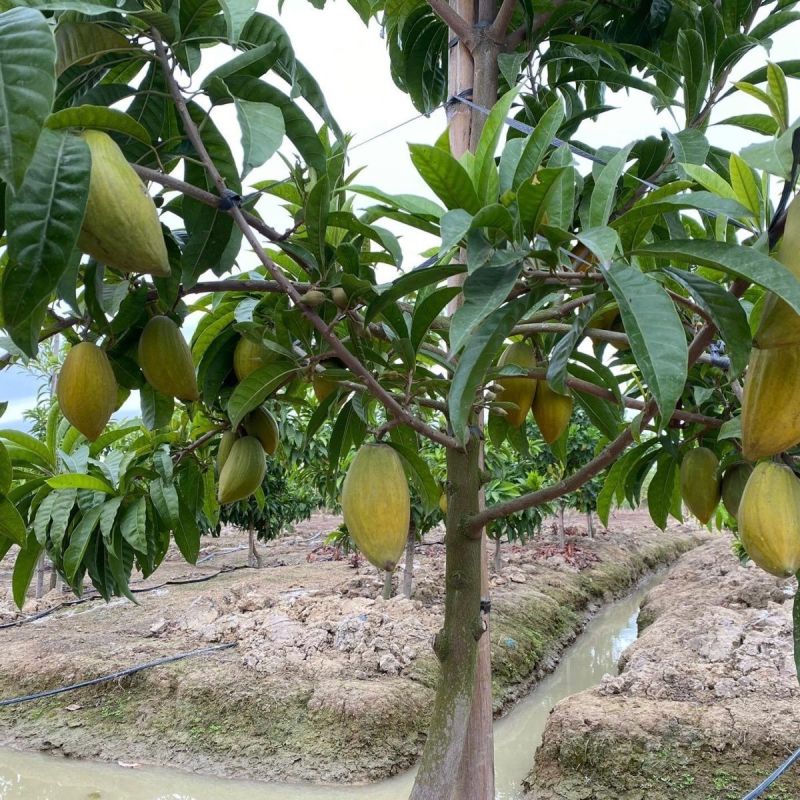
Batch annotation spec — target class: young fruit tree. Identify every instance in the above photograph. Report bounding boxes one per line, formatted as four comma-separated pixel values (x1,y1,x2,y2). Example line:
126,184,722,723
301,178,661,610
2,0,800,798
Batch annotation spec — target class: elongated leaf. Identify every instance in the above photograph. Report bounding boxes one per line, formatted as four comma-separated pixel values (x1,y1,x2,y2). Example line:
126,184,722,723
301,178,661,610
0,429,54,466
54,20,132,75
201,43,279,88
220,0,257,43
173,499,200,564
474,88,517,203
2,129,89,354
604,262,688,420
636,240,800,315
47,473,115,493
235,99,283,175
12,532,43,609
648,454,677,530
0,7,56,190
120,496,147,553
349,184,443,217
0,495,26,546
63,503,103,581
409,143,481,213
305,175,330,268
448,295,533,444
46,105,149,142
49,488,76,549
547,302,596,394
227,362,297,427
140,385,174,430
411,286,460,352
518,166,567,235
663,267,751,377
99,495,122,542
386,441,438,511
0,441,10,495
587,145,633,229
512,100,565,189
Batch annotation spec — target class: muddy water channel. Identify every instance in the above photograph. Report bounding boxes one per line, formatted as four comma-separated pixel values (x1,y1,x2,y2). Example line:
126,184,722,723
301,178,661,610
0,575,659,800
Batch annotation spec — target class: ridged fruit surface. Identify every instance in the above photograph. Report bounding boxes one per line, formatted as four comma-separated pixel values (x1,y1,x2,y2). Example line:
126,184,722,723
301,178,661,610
531,382,573,444
217,436,266,505
721,463,753,519
739,462,800,577
496,342,537,428
741,345,800,460
679,447,720,524
216,431,236,472
57,342,118,441
138,316,199,401
78,130,169,276
233,337,275,381
341,444,410,571
313,373,338,403
244,407,279,455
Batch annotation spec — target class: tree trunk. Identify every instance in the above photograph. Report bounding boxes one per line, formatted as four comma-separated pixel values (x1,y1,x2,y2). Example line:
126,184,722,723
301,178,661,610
247,526,262,568
410,437,484,800
49,559,57,591
557,504,566,550
586,509,595,539
403,520,416,598
35,552,45,599
492,536,502,573
383,569,394,600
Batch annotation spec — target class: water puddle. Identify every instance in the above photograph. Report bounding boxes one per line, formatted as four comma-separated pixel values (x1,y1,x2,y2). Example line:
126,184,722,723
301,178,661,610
0,575,658,799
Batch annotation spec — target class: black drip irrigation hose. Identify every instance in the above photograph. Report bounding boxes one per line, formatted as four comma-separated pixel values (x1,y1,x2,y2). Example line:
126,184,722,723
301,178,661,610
0,642,237,708
741,746,800,800
0,564,254,630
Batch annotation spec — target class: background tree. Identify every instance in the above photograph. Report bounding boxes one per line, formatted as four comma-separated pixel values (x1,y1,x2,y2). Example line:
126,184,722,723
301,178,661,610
2,1,800,799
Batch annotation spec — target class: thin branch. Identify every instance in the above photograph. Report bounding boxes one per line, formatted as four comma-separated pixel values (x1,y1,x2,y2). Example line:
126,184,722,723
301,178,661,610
507,0,570,48
427,0,476,48
173,426,225,464
468,281,748,532
490,0,519,40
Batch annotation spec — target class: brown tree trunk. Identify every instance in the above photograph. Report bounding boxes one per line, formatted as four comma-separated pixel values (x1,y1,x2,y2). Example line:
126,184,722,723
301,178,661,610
410,437,484,800
403,520,416,598
383,569,394,600
557,503,566,549
492,535,502,573
35,552,45,599
586,509,595,539
248,527,262,568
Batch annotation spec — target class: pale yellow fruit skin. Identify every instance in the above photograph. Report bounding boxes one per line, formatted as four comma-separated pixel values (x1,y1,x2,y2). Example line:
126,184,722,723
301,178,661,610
138,316,199,401
439,493,448,514
217,436,266,505
244,407,279,455
216,431,236,472
739,462,800,577
496,342,537,428
57,342,118,441
233,337,275,382
741,345,800,460
341,444,410,571
78,130,170,277
531,382,573,444
679,447,720,524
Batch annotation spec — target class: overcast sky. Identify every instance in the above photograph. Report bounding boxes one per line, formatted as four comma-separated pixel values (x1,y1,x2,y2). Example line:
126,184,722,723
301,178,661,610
1,1,799,429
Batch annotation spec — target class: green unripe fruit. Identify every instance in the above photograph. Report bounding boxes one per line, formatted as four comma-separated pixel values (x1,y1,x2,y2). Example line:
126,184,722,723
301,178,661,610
243,407,279,456
138,315,199,401
300,290,326,308
679,447,721,524
217,436,266,505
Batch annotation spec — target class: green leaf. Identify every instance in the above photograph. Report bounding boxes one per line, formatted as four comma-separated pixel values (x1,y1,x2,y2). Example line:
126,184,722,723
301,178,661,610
54,21,132,75
0,7,56,190
140,385,174,430
220,0,257,43
0,495,26,545
635,240,800,316
349,185,444,218
99,495,122,542
411,286,460,352
386,441,438,511
663,267,751,377
0,429,54,466
305,175,330,268
715,113,779,136
45,105,150,143
2,129,89,354
49,488,76,549
120,496,147,553
173,499,200,564
728,153,760,218
647,454,677,530
547,302,597,395
63,503,103,581
448,295,533,444
575,226,620,267
603,262,688,420
235,99,284,176
587,145,633,229
47,473,115,493
201,43,279,88
677,28,708,123
512,100,565,189
409,143,481,213
227,362,297,428
474,88,517,203
718,415,742,441
518,166,567,235
766,61,789,132
150,477,180,527
0,441,10,494
12,532,43,609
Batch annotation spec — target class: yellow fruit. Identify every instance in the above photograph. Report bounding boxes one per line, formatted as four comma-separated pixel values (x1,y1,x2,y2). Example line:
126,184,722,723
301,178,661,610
679,447,720,524
138,316,199,401
78,130,169,277
741,345,800,460
313,373,338,403
739,462,800,577
244,407,279,455
216,431,236,472
233,337,275,382
341,443,410,571
495,342,538,428
531,381,573,444
439,493,448,514
721,463,753,519
217,436,266,505
332,288,349,309
57,342,118,441
300,290,326,308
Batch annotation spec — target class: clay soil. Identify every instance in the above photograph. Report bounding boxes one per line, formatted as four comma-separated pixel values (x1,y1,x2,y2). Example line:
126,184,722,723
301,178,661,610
0,510,703,784
526,535,800,800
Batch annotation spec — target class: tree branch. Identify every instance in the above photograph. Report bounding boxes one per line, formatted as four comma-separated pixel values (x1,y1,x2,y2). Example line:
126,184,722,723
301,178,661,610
427,0,476,48
490,0,519,40
507,0,570,49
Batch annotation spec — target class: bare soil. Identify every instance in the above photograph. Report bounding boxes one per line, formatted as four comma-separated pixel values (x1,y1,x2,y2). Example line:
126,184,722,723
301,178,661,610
525,535,800,800
0,510,703,784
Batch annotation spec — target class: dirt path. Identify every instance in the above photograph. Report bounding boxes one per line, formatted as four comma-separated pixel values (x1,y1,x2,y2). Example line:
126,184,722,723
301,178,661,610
0,511,704,784
525,535,800,800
